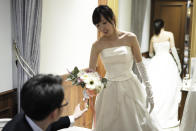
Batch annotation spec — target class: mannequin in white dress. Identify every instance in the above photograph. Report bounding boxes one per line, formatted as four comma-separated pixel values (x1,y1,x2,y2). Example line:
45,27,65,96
88,5,160,131
148,19,182,129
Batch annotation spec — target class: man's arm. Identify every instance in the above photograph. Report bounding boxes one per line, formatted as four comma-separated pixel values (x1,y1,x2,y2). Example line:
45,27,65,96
48,104,87,130
48,116,71,131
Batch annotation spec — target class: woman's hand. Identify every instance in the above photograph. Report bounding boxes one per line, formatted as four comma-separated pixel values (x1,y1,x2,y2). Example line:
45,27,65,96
86,88,97,97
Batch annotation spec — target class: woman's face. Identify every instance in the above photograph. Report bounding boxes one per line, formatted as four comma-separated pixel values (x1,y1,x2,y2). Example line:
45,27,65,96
96,15,115,37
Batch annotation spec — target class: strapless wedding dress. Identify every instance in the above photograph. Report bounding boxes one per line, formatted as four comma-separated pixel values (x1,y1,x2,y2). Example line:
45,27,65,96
95,46,160,131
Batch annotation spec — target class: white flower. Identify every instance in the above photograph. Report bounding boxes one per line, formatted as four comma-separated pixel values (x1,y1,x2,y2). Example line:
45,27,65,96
80,73,91,83
85,77,98,90
89,72,100,78
85,76,103,92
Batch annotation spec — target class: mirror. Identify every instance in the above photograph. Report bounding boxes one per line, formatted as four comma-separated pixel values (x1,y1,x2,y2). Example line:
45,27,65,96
118,0,194,129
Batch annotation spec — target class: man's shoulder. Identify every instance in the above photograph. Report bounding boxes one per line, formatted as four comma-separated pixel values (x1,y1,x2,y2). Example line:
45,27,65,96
3,112,32,131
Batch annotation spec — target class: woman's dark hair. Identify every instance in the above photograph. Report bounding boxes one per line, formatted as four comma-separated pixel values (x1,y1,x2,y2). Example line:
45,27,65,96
153,19,164,35
92,5,116,26
21,74,64,121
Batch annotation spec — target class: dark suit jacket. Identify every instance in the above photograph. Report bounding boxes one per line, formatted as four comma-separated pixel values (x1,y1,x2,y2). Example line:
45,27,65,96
2,112,71,131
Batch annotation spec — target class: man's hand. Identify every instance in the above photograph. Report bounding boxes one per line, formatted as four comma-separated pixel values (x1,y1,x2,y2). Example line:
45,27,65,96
73,104,88,120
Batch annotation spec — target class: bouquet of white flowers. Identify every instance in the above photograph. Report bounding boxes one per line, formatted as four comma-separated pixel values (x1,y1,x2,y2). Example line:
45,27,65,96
66,67,107,97
67,67,105,127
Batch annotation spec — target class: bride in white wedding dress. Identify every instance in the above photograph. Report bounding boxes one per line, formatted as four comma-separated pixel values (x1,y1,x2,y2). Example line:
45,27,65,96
147,19,182,130
88,5,160,131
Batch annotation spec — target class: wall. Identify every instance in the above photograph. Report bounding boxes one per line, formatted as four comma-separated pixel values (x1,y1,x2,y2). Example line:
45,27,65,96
40,0,97,75
0,0,12,93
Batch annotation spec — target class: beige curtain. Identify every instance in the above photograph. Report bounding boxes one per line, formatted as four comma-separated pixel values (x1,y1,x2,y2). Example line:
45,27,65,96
107,0,119,26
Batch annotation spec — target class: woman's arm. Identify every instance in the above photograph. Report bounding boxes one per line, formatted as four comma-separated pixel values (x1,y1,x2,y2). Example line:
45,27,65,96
169,32,175,48
89,43,100,71
129,35,154,113
129,35,142,63
169,32,182,73
149,38,154,57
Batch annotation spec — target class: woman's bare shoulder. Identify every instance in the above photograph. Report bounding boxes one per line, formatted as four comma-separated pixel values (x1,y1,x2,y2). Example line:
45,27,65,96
165,31,173,36
118,31,138,47
123,32,137,43
91,40,104,52
117,31,136,41
151,35,156,42
119,30,136,38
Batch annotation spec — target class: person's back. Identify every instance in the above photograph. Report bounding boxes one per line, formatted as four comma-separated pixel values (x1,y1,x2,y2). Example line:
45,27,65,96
152,30,175,52
151,30,171,43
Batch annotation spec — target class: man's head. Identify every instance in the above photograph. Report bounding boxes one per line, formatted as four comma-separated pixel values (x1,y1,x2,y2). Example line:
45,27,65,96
21,74,65,122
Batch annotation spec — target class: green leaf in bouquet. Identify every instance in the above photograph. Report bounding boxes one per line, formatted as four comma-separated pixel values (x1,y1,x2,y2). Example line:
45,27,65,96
101,78,107,88
101,78,107,84
66,76,74,82
69,75,73,80
72,78,78,85
72,66,79,76
80,82,85,88
67,72,76,81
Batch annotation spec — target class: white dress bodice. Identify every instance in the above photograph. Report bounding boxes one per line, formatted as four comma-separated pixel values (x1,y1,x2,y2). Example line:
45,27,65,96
153,41,170,55
100,46,135,81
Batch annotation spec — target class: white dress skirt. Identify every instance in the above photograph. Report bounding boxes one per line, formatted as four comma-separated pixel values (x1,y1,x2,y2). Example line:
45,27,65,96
146,41,182,129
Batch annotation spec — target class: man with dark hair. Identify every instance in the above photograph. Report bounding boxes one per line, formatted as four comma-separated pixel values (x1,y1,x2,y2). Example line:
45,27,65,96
3,74,87,131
